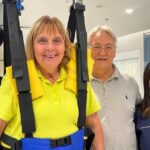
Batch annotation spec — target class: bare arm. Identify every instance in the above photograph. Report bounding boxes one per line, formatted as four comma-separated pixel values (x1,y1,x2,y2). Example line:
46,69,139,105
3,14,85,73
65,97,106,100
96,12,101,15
0,119,7,137
86,112,104,150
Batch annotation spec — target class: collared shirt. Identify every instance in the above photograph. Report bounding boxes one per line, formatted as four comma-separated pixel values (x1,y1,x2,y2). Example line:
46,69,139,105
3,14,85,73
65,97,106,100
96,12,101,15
91,65,142,150
0,67,100,140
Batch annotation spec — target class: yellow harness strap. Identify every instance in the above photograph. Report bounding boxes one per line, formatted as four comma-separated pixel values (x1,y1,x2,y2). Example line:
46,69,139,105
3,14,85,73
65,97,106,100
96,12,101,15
6,48,93,98
65,46,93,95
6,60,43,100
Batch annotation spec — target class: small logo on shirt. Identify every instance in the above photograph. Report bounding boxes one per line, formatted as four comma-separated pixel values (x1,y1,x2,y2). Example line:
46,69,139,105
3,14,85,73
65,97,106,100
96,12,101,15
140,125,150,129
125,95,128,100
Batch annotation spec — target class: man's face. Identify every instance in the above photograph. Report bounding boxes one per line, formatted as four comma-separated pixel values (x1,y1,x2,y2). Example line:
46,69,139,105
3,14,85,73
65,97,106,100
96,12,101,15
90,31,116,71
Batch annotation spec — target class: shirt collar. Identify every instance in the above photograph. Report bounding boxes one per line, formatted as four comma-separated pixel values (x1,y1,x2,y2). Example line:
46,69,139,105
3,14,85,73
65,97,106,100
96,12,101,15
36,67,66,83
91,64,120,82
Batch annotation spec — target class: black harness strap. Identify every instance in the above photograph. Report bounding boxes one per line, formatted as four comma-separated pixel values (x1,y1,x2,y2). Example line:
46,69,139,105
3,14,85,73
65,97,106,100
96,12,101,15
0,134,20,150
3,0,35,136
3,2,11,71
0,27,3,82
0,146,10,150
67,1,95,149
84,128,95,149
67,0,88,130
67,5,76,43
0,26,4,47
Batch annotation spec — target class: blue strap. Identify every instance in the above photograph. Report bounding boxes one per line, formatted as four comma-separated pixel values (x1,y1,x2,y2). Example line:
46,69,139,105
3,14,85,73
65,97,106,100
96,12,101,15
21,129,84,150
1,129,84,150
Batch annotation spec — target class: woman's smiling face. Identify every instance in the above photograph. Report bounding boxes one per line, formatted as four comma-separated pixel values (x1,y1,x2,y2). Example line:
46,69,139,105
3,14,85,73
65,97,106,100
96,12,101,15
33,29,65,74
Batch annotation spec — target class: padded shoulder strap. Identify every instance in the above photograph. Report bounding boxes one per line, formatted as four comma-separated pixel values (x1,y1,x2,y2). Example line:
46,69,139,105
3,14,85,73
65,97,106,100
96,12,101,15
67,1,88,129
3,0,35,135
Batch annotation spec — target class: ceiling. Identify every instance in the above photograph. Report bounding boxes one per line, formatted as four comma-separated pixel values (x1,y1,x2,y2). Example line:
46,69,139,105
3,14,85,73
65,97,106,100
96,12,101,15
0,0,150,37
84,0,150,37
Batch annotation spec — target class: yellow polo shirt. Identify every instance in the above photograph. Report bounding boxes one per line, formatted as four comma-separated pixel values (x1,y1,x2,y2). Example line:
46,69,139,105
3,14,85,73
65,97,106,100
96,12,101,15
0,67,100,140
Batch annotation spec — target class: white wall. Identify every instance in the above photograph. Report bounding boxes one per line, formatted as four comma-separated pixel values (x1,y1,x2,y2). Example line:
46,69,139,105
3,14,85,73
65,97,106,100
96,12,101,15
117,29,150,69
116,29,150,96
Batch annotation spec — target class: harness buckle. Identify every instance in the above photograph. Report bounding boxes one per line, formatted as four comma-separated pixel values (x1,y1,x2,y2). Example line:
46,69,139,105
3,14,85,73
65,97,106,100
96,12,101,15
50,136,71,148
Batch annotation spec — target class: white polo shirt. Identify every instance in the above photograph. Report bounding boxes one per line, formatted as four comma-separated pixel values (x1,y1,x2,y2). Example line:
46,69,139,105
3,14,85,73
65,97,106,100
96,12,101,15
91,65,142,150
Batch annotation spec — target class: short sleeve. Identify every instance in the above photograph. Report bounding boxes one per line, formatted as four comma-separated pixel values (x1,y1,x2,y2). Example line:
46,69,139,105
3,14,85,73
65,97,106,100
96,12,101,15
0,74,17,121
134,81,142,105
124,74,142,106
86,82,101,116
130,76,142,105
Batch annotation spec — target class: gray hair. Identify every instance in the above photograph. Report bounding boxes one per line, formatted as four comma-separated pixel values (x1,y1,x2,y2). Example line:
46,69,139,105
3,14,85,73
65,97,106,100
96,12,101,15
88,25,117,49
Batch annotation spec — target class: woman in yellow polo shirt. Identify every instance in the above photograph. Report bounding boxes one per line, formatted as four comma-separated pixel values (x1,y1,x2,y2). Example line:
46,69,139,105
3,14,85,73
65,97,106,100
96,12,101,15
0,16,104,150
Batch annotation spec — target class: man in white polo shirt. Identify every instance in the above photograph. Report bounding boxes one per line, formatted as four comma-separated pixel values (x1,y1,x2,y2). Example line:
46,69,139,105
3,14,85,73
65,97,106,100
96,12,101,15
88,25,142,150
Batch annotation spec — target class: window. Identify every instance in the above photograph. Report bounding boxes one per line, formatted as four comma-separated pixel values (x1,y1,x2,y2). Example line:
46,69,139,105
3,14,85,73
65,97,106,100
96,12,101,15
144,34,150,67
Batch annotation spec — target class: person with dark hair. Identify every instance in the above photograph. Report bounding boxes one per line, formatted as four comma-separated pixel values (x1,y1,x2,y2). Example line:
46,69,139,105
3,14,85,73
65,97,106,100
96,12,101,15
134,62,150,150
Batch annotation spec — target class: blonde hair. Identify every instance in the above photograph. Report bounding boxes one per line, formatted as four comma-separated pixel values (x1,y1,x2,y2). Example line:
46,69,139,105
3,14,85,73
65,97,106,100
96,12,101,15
26,15,72,69
88,25,117,49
